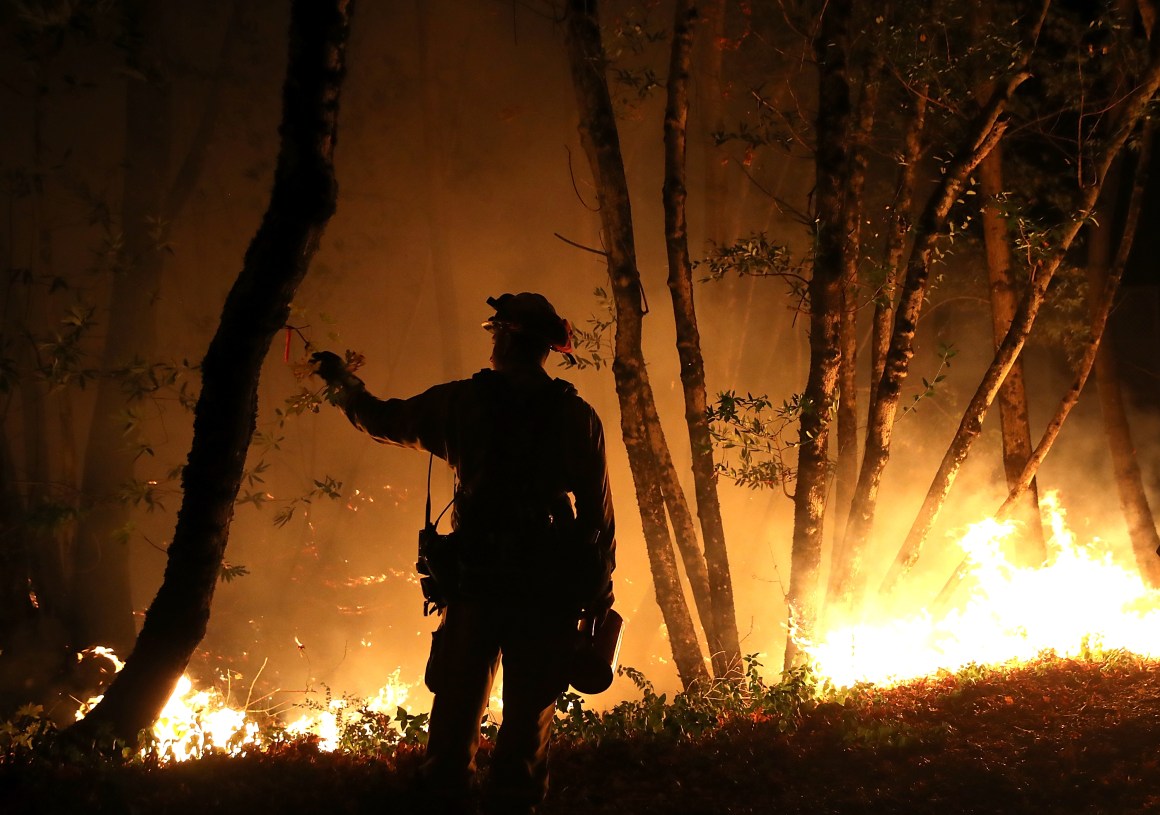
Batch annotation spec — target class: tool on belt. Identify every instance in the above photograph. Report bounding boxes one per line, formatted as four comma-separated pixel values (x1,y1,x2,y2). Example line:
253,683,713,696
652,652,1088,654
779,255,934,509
417,454,457,616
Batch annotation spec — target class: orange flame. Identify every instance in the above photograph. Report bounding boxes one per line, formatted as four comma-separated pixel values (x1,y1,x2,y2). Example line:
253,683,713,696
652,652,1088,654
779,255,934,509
808,492,1160,687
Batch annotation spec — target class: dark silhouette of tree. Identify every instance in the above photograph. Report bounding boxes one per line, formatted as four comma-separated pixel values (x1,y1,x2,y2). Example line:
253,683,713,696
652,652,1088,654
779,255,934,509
663,0,741,677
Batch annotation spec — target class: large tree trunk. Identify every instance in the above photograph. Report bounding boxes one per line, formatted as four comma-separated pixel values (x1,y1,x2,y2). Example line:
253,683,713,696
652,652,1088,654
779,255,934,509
784,0,853,670
883,51,1160,593
71,0,353,743
564,0,708,689
663,0,741,678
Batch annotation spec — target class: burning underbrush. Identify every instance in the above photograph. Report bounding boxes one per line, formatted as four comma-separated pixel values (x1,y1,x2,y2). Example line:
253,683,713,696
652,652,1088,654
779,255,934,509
7,495,1160,811
5,653,1160,814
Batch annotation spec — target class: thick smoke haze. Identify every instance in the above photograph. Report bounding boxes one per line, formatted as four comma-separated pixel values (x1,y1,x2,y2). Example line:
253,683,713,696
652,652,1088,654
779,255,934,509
3,0,1159,716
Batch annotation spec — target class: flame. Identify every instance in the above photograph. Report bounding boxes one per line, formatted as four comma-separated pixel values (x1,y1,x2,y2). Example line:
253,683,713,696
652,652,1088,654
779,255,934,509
810,492,1160,688
151,674,261,760
76,656,417,761
284,669,414,752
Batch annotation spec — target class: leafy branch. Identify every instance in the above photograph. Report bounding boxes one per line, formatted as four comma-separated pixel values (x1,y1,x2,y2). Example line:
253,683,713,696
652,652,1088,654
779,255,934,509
707,390,803,495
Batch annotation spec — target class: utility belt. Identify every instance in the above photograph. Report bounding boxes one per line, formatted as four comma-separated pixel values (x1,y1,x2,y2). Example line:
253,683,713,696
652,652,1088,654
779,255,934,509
418,523,579,614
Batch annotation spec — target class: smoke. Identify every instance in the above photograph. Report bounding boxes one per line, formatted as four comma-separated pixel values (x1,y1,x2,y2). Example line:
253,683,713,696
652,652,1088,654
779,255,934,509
8,0,1157,713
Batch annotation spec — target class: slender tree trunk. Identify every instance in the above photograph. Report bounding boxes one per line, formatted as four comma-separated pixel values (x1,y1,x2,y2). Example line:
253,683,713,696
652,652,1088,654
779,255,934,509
970,0,1046,564
868,90,926,410
71,0,353,743
785,0,853,670
72,1,243,654
977,143,1046,564
830,88,927,617
883,51,1160,594
839,80,1022,611
935,125,1160,610
564,0,708,689
1087,133,1160,586
828,46,882,610
640,395,717,661
696,0,731,249
71,0,171,654
663,0,740,677
1094,337,1160,582
417,0,463,377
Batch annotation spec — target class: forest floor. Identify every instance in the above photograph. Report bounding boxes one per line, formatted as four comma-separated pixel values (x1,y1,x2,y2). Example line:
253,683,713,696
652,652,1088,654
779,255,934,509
5,656,1160,815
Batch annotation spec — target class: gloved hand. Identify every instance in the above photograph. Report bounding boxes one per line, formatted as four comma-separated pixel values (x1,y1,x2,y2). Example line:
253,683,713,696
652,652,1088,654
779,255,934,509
310,350,365,407
310,350,346,384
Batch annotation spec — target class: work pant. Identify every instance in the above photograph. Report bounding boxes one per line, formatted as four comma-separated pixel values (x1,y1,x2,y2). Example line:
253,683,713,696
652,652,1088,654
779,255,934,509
422,597,575,810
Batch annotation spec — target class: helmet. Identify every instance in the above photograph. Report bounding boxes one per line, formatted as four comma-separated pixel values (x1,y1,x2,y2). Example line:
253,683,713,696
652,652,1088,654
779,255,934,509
483,292,573,355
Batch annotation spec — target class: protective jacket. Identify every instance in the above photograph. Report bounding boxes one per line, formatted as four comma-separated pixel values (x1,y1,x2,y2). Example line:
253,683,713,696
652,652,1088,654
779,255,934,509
335,367,616,612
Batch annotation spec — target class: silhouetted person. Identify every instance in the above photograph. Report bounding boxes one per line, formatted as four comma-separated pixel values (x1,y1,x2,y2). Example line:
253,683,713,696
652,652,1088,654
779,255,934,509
312,292,616,815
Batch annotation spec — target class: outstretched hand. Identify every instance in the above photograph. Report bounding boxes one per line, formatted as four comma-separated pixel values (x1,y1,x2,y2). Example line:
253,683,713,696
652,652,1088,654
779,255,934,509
310,350,345,383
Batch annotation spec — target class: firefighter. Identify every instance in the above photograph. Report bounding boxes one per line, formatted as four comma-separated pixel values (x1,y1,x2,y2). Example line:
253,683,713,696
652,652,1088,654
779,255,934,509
311,292,616,814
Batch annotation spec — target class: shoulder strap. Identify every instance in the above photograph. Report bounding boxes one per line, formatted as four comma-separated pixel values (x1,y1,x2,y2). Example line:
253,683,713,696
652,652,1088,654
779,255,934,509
425,452,454,530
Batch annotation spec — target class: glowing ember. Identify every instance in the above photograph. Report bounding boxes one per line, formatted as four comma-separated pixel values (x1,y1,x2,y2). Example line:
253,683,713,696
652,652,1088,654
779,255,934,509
809,492,1160,688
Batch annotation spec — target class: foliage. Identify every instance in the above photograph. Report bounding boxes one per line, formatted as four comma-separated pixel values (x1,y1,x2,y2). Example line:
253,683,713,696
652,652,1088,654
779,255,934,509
553,656,822,747
707,391,803,494
897,342,958,420
697,233,811,310
600,2,668,116
563,287,616,372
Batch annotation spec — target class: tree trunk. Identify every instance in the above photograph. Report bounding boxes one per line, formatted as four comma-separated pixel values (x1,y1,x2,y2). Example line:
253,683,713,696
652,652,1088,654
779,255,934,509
868,90,926,410
72,1,244,654
1094,337,1160,583
696,0,731,249
883,51,1160,594
70,0,172,654
935,123,1158,610
830,87,926,616
970,0,1046,564
640,394,718,665
663,0,741,677
71,0,353,743
1087,131,1160,586
828,47,882,610
563,0,708,689
417,0,464,378
784,0,853,670
977,143,1045,563
839,65,1028,600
